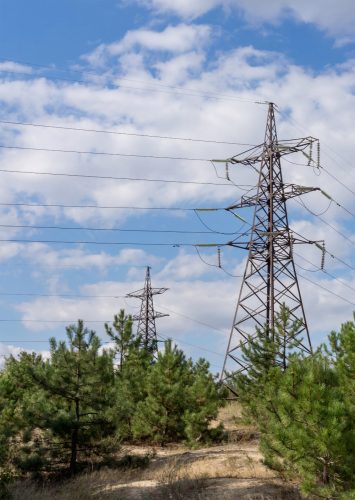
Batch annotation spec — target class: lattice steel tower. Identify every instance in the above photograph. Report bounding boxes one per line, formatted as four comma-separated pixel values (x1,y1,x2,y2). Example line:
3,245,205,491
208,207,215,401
221,102,323,387
126,266,168,352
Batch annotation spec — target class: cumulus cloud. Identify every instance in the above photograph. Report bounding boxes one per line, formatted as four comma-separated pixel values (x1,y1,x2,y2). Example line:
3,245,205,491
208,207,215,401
0,61,32,74
0,24,355,369
84,24,211,66
134,0,355,40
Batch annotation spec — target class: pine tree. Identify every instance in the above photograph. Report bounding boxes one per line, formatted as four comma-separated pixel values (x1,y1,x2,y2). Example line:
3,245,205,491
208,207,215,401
132,340,226,446
235,309,355,497
4,321,117,475
183,359,226,444
235,304,303,421
106,310,153,440
43,320,116,474
105,309,139,371
132,340,190,445
0,353,48,471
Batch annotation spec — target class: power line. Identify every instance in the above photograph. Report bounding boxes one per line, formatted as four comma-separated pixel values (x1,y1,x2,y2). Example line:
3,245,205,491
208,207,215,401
298,272,355,307
280,110,355,195
294,252,355,293
0,238,226,247
0,222,244,236
157,333,224,358
0,57,265,104
0,202,196,211
0,144,209,161
159,305,227,335
293,198,355,249
0,200,252,211
320,165,355,198
292,229,355,273
0,168,235,187
0,119,256,147
0,292,125,299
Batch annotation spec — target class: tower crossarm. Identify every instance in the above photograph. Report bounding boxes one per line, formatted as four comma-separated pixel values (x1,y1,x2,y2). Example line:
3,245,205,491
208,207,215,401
226,234,324,251
224,136,318,167
131,310,169,321
227,185,320,210
126,287,169,298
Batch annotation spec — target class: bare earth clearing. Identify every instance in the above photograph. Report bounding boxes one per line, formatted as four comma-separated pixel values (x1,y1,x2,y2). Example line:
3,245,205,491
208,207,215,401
10,403,300,499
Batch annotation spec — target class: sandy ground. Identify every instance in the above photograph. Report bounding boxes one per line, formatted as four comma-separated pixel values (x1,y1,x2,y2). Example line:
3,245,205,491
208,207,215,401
90,438,299,499
9,403,300,499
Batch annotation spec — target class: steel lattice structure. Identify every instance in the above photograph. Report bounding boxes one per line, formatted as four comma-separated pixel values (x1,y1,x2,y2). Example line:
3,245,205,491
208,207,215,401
126,266,168,353
221,102,324,389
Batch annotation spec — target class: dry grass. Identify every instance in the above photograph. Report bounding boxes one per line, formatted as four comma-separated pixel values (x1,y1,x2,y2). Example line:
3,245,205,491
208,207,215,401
7,402,300,499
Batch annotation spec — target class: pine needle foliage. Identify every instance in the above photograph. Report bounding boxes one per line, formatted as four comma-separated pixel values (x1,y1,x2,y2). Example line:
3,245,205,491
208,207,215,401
1,321,117,475
235,308,355,498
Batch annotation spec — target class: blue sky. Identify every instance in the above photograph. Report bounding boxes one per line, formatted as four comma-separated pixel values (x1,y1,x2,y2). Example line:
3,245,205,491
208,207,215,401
0,0,354,371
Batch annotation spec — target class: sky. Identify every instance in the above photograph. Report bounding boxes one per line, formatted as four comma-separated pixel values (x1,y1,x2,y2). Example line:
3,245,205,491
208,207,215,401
0,0,354,372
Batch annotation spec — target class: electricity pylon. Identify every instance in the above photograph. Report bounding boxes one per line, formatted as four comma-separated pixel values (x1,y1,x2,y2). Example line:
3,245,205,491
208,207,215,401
126,266,168,353
220,102,324,390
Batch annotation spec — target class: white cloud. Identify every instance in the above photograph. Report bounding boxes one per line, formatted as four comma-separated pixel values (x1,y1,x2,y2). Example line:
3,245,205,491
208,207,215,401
0,61,32,74
0,27,355,370
84,24,211,66
134,1,355,40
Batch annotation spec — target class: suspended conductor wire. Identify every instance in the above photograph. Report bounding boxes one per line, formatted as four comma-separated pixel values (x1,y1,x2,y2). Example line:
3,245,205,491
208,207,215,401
156,334,224,360
280,110,355,186
0,56,267,104
294,199,355,249
291,228,355,273
193,210,247,236
0,168,236,187
0,144,211,162
295,252,355,295
218,265,243,278
0,238,203,247
0,292,126,299
194,246,243,278
297,196,333,216
0,202,200,211
0,222,249,236
0,69,262,104
194,246,221,269
0,119,257,147
297,272,355,307
320,164,355,198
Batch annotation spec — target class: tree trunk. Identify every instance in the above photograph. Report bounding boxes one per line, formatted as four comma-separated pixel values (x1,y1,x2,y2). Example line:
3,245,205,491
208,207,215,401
70,398,80,475
70,427,78,475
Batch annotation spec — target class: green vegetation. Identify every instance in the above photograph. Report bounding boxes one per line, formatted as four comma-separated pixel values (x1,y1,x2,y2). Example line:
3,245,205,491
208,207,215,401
0,310,226,486
0,306,354,499
235,306,355,498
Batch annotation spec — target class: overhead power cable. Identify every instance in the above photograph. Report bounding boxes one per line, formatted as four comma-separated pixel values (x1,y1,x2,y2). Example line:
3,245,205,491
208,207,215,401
0,238,224,247
0,144,209,161
293,198,355,248
281,110,355,206
0,200,253,211
0,57,265,104
292,229,355,273
297,272,355,307
0,222,245,236
0,292,124,299
0,119,256,147
320,164,355,198
0,202,196,211
0,168,234,187
294,252,355,295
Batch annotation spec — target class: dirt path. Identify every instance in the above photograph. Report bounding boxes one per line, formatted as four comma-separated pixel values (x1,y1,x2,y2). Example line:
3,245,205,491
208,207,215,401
92,441,299,499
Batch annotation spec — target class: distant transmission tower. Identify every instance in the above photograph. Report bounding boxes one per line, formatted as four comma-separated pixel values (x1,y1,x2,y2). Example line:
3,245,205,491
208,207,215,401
220,102,324,389
126,266,168,353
